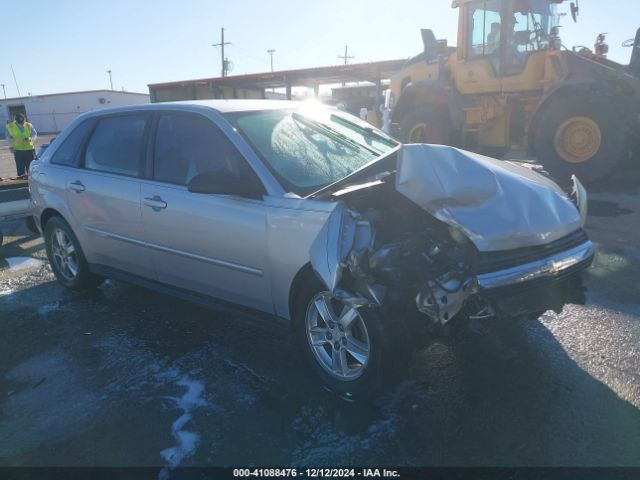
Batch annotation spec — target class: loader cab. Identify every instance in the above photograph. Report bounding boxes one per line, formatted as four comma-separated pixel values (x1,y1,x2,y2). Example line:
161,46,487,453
454,0,560,93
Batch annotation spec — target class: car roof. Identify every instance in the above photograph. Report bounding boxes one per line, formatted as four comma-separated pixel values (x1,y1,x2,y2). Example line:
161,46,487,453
78,99,325,118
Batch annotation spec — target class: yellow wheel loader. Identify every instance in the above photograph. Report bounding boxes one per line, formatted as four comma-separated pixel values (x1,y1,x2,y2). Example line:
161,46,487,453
389,0,640,182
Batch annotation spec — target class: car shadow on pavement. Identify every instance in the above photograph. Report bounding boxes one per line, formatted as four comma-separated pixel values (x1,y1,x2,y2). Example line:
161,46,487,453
0,278,639,467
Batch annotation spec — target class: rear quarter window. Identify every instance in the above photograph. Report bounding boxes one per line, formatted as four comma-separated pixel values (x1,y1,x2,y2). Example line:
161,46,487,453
50,119,96,167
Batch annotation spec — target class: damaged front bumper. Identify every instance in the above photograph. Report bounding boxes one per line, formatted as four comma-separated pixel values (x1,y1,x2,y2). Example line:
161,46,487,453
476,240,595,290
308,144,596,326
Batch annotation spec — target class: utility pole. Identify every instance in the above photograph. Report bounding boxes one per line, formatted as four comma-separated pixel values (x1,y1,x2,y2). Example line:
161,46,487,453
1,84,5,99
212,28,232,77
267,49,275,72
338,46,354,86
338,45,354,65
106,70,114,90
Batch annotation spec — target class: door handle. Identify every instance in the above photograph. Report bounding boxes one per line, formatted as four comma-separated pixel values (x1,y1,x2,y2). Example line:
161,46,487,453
143,196,167,210
68,180,85,192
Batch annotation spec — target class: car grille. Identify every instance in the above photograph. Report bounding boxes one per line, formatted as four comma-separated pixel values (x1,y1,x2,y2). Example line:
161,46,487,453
474,229,589,275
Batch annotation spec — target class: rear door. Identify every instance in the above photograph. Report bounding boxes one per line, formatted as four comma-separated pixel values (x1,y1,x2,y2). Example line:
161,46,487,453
139,111,273,313
65,113,155,279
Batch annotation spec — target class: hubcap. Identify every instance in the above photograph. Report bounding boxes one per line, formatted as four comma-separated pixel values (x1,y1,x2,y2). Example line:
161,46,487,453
50,228,78,281
305,293,370,381
554,116,602,164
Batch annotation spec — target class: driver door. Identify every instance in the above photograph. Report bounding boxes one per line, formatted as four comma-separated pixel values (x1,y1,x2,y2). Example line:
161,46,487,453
139,111,273,314
453,0,504,95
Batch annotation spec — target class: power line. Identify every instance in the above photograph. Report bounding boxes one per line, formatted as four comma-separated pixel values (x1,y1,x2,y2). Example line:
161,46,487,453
231,44,270,70
212,27,232,77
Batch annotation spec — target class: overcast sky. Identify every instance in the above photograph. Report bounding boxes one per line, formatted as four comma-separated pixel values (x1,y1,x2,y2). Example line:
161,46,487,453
1,0,637,97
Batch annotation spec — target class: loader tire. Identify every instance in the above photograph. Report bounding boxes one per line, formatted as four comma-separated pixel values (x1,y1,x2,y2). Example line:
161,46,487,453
534,96,627,183
399,107,452,145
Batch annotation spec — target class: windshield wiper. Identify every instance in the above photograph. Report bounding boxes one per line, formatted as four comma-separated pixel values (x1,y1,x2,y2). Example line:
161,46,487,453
329,114,398,148
291,113,380,156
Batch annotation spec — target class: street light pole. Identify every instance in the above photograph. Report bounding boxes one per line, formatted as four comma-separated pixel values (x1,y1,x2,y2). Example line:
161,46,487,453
1,84,5,99
106,70,114,90
267,49,275,72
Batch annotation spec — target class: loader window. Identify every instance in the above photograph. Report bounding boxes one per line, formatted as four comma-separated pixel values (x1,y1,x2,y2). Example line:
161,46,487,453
503,1,556,75
468,0,503,72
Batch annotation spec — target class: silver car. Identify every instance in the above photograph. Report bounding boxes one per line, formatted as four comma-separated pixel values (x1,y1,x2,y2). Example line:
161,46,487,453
29,100,595,396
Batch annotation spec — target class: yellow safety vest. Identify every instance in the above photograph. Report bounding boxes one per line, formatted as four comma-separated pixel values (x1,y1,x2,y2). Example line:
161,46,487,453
7,121,35,151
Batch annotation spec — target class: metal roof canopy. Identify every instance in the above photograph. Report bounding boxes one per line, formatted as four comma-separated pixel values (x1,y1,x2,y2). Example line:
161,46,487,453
148,59,407,92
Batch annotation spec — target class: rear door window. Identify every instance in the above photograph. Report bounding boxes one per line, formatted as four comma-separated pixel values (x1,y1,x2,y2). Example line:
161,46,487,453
50,119,95,167
84,115,148,176
152,113,257,187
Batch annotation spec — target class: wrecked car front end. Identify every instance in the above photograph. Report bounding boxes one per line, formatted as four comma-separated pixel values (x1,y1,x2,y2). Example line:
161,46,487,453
310,144,595,328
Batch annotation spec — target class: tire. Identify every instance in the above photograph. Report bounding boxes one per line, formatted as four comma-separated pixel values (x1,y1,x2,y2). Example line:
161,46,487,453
399,106,453,145
293,278,404,399
534,96,627,183
44,216,101,290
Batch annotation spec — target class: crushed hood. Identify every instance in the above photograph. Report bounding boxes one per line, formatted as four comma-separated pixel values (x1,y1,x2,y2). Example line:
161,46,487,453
395,144,582,252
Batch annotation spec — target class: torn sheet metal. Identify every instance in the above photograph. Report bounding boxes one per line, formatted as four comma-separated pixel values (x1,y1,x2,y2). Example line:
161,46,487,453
395,145,583,252
309,203,374,292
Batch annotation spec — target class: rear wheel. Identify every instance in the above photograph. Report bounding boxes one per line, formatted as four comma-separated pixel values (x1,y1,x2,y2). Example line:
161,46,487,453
294,279,402,398
534,96,627,183
44,216,101,290
399,106,452,145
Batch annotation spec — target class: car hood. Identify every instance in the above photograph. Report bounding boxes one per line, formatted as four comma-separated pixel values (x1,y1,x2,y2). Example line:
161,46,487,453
395,144,583,252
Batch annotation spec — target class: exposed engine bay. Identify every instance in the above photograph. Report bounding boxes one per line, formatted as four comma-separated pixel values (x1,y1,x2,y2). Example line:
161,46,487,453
309,145,595,326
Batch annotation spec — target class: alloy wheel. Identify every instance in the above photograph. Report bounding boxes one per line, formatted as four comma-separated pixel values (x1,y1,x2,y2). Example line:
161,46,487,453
50,228,79,282
305,293,371,381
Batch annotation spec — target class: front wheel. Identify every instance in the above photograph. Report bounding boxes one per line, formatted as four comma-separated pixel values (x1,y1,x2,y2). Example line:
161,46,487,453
44,216,101,290
294,280,401,398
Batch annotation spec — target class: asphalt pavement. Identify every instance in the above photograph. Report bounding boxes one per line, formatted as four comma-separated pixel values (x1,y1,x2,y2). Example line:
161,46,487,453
0,147,639,469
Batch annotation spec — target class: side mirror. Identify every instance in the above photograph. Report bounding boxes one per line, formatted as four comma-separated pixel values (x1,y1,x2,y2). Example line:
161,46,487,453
187,171,262,199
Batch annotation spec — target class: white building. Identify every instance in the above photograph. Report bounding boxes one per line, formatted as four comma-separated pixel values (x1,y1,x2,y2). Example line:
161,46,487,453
1,89,149,135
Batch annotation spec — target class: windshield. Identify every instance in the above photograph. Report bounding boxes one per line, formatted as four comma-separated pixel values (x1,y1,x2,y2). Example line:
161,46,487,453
226,107,398,195
508,0,559,51
467,0,559,74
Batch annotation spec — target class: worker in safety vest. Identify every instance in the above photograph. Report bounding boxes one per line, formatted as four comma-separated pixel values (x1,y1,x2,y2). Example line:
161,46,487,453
5,113,37,176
